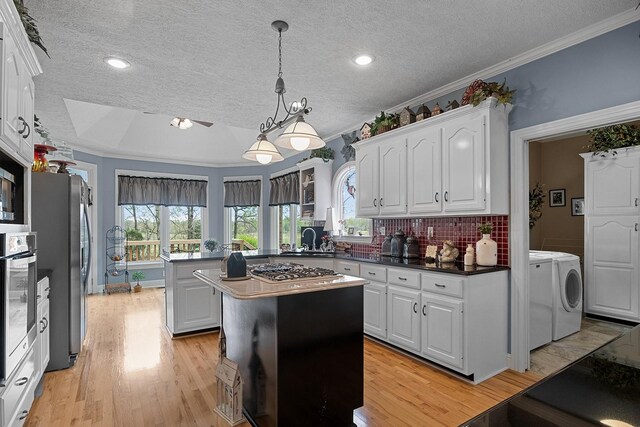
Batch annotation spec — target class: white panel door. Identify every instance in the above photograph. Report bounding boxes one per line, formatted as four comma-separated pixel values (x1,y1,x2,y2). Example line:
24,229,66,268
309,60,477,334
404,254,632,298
407,128,442,214
2,35,22,150
443,115,486,212
379,139,407,215
586,216,639,320
387,286,420,351
364,281,387,339
586,156,640,216
177,280,220,331
355,144,380,216
421,294,464,369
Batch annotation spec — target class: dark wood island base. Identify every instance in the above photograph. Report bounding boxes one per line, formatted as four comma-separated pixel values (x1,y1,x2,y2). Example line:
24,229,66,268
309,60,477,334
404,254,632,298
223,286,364,427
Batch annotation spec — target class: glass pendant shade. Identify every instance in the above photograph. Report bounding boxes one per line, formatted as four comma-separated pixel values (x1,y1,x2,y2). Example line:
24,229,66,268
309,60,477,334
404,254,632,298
170,117,193,129
274,116,325,151
242,134,284,165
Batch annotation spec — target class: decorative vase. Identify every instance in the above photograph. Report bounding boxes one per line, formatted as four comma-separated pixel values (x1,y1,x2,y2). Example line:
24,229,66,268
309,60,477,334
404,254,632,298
464,244,475,266
476,234,497,266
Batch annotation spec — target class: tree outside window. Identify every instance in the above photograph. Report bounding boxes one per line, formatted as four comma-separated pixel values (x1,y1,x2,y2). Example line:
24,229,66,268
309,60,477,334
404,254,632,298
228,206,259,249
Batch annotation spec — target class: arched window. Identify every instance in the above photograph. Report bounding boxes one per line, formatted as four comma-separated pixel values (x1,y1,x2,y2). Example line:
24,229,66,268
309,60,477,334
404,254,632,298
333,162,371,237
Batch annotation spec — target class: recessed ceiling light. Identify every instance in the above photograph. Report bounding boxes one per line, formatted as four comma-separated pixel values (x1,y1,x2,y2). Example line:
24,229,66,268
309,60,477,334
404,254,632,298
353,54,374,66
105,57,131,69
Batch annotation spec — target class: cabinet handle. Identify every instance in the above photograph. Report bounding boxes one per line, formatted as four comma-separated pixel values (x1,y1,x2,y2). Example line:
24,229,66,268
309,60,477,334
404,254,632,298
15,377,28,386
444,191,449,202
368,272,376,276
636,198,639,207
19,410,29,420
37,294,41,299
373,198,377,207
413,302,418,313
422,305,427,316
398,277,407,281
22,121,31,138
45,287,50,292
17,116,27,134
44,317,49,330
380,198,383,206
435,192,439,203
636,223,639,232
344,267,351,271
435,283,446,288
212,287,216,295
40,319,46,333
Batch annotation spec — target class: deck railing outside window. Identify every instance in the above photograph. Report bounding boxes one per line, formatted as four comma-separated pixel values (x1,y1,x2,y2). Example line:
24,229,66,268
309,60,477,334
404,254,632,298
126,239,201,261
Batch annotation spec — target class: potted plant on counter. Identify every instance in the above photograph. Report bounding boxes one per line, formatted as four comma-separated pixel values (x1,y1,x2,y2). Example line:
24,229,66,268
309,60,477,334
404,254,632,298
132,271,144,293
476,223,497,266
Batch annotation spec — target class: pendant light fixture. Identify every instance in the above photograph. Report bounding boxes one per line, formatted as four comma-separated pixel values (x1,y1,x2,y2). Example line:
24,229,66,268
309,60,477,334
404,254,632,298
243,20,325,164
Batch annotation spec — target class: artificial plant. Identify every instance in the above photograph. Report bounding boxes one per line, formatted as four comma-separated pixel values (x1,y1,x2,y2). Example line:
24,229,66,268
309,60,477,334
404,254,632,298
529,182,545,229
463,79,515,107
14,0,49,58
477,223,493,235
587,123,640,156
310,146,334,162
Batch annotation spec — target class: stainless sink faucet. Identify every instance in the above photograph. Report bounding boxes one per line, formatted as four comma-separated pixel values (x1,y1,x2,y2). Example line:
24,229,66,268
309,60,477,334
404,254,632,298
301,227,317,251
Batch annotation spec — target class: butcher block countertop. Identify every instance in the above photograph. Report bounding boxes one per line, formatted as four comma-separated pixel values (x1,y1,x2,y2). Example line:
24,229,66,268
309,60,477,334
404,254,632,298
193,268,366,299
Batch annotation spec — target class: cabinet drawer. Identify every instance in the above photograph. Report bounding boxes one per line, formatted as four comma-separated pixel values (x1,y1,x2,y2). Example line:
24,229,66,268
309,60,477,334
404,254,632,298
360,264,387,282
2,348,36,427
176,262,221,279
335,260,360,276
37,276,50,300
388,268,421,289
422,273,463,298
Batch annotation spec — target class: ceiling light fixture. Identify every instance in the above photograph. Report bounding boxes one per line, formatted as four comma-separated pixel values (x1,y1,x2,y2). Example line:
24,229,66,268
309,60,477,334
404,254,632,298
170,117,193,130
353,54,374,66
243,134,284,165
243,20,325,164
105,57,131,69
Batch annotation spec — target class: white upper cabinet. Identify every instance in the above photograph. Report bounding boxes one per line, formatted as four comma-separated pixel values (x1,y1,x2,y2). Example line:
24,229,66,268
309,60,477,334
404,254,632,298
356,143,380,216
0,10,42,167
442,115,486,212
583,152,640,217
298,158,333,221
407,127,442,214
355,98,510,218
379,139,407,215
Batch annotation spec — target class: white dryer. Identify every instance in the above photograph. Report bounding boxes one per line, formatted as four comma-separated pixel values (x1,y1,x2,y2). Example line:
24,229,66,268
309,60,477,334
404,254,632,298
528,253,553,350
530,251,583,340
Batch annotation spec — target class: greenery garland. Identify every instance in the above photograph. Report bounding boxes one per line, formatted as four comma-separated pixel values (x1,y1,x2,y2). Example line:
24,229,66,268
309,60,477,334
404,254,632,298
587,124,640,156
14,0,49,58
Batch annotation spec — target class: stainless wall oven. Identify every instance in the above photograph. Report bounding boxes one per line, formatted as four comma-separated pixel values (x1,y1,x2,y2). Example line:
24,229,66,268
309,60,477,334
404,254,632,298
0,167,16,221
1,233,36,384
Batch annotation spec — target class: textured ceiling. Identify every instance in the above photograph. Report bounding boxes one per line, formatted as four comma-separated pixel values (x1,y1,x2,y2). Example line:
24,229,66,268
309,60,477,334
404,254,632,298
26,0,637,166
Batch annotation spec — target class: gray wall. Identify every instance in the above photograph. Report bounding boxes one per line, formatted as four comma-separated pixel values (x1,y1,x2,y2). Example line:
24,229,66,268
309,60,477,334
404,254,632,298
74,20,640,284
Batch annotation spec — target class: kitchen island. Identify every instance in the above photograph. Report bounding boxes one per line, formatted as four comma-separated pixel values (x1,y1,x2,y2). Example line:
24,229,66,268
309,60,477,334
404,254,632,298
194,269,366,427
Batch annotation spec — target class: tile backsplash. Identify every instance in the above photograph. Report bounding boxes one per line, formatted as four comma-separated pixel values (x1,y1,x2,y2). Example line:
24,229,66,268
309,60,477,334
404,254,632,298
349,215,509,265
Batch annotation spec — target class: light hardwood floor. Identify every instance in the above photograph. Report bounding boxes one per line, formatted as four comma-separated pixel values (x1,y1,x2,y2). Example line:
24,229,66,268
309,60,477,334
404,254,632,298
26,289,541,427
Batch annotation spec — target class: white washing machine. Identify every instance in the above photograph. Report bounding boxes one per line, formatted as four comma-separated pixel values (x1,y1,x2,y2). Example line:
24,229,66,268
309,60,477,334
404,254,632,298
530,251,583,340
528,253,553,350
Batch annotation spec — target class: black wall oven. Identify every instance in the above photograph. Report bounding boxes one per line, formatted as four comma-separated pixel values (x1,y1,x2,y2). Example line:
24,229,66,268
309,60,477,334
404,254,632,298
1,233,36,384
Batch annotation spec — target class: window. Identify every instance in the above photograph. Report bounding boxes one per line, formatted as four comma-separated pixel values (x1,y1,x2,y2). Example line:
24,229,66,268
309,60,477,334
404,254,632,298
223,177,262,250
116,171,208,265
333,162,371,238
272,204,313,249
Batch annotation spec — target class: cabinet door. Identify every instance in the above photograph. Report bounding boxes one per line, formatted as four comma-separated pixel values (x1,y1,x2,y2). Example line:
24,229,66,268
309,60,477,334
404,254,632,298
356,144,380,216
408,127,442,214
19,68,35,162
2,35,22,150
379,139,407,215
364,281,387,339
442,115,486,212
586,216,639,320
40,298,50,374
586,156,640,216
421,294,463,369
387,286,420,351
176,280,220,332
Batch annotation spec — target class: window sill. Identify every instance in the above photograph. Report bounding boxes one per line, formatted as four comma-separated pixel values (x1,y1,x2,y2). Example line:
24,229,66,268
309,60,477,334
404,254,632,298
334,236,373,244
125,261,164,269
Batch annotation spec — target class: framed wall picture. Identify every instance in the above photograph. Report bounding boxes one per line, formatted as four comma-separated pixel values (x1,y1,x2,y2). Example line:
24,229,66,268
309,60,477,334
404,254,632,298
549,189,566,207
572,198,585,216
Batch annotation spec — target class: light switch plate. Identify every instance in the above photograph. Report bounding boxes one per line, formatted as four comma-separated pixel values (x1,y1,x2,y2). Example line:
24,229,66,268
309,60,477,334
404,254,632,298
427,227,434,238
379,226,386,235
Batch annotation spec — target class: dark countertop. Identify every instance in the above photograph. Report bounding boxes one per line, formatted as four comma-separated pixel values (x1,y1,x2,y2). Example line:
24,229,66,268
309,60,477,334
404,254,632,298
464,324,640,426
37,268,52,282
163,249,508,275
161,249,280,262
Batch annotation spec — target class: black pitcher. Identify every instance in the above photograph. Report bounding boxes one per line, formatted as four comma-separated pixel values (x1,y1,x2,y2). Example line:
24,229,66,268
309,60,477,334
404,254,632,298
390,229,406,258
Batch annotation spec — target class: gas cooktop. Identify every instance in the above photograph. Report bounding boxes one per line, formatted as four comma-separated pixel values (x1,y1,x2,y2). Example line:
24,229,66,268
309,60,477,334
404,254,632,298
250,263,338,282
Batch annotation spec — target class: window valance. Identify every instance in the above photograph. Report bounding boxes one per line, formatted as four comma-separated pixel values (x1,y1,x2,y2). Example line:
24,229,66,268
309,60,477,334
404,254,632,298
117,175,208,207
224,180,261,207
269,172,300,206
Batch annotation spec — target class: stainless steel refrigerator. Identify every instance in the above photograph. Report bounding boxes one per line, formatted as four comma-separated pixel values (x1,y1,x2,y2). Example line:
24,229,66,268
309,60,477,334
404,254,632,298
32,173,91,370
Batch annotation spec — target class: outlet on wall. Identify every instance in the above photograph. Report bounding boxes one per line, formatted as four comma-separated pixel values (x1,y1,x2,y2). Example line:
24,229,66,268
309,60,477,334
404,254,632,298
427,226,434,238
379,226,386,235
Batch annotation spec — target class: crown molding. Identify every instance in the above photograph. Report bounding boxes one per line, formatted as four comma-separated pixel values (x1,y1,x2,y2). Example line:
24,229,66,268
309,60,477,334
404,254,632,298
322,7,640,143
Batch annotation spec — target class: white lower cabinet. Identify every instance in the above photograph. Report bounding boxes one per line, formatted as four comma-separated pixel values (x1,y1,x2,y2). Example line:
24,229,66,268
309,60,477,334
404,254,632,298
387,286,421,352
363,281,387,339
36,297,50,377
343,258,508,383
421,294,463,369
164,260,221,336
1,348,36,427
